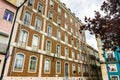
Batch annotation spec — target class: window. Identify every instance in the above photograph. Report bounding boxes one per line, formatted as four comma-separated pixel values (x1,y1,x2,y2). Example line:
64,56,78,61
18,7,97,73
65,47,68,58
29,56,37,72
32,35,39,51
38,3,43,13
65,34,68,43
48,11,53,20
106,51,114,58
110,76,119,80
35,18,41,31
23,11,31,26
47,25,52,36
71,28,73,33
56,44,61,57
28,0,34,6
78,65,81,74
77,53,80,60
70,18,73,23
44,59,51,73
19,30,28,47
65,24,68,30
72,50,75,59
71,38,74,45
76,32,78,37
56,61,61,73
64,13,67,18
57,18,61,26
58,6,61,13
50,0,54,7
72,64,76,74
57,29,61,40
14,54,24,71
46,40,51,54
3,9,14,22
108,64,117,72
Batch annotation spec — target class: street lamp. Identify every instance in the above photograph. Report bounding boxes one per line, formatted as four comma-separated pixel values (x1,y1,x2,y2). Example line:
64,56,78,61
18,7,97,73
0,0,27,80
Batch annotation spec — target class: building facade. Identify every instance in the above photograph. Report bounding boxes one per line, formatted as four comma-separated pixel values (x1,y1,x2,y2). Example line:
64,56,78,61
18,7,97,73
0,0,16,75
87,45,102,80
96,36,109,80
2,0,102,80
103,48,120,80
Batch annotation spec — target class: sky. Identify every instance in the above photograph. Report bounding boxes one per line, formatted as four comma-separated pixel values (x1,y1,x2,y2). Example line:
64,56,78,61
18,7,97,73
60,0,104,50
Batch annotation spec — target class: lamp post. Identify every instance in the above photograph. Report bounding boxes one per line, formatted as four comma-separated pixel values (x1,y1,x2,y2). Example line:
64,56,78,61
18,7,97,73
0,0,27,80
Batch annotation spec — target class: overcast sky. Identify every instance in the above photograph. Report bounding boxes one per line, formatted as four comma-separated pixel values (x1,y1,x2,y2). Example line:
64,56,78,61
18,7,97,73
60,0,104,50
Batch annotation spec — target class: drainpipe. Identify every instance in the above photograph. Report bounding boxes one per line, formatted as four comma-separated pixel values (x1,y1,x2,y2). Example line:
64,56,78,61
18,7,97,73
0,0,27,80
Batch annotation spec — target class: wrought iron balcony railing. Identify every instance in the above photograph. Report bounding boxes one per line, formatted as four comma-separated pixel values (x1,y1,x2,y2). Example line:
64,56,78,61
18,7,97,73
106,57,116,62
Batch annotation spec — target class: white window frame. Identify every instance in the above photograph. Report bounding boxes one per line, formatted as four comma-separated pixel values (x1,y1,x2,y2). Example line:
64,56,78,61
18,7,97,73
13,53,25,72
46,40,51,54
58,6,61,13
35,17,41,31
65,34,68,43
64,12,67,18
65,23,68,30
108,64,118,72
78,64,81,74
44,59,51,73
57,29,61,40
72,64,76,74
38,3,43,13
23,11,31,26
48,11,53,20
56,61,61,74
28,56,38,73
18,30,28,48
110,75,119,80
47,25,52,36
71,50,75,59
32,34,39,51
56,44,61,57
50,0,54,7
65,47,69,58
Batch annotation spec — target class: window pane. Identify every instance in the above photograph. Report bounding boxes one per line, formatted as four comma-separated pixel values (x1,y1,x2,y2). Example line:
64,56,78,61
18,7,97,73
35,18,41,31
44,59,50,72
29,57,37,72
32,35,39,46
19,30,28,42
24,11,31,25
56,62,60,73
14,54,24,70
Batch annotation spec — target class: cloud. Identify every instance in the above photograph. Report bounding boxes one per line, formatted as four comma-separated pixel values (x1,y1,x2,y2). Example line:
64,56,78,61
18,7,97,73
60,0,104,21
60,0,104,50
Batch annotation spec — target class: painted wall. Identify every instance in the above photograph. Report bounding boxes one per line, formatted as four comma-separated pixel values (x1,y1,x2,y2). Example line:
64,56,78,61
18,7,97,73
0,0,16,35
104,48,120,80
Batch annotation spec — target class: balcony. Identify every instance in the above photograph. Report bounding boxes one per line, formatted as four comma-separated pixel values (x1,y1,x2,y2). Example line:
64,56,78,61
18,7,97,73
0,43,7,54
106,57,116,62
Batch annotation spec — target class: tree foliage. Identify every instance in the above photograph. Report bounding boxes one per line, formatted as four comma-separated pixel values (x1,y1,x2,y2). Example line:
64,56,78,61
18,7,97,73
80,0,120,51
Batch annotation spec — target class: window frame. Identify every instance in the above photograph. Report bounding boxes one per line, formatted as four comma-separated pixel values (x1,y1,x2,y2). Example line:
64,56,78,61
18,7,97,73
13,53,25,72
35,17,41,32
56,61,61,74
3,9,14,22
23,11,31,26
46,40,52,54
32,34,39,51
44,58,51,73
28,56,38,73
